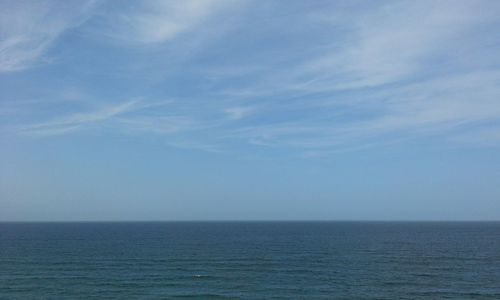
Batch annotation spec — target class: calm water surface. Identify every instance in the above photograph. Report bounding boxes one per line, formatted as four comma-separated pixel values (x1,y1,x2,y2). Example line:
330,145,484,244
1,222,499,299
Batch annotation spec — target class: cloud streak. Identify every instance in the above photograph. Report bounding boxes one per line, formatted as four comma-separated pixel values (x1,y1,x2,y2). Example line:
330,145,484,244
0,0,96,72
93,0,241,44
2,1,500,157
18,100,138,136
224,106,254,120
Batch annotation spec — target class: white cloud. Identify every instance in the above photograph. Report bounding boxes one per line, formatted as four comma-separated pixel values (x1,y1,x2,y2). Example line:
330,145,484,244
4,1,500,155
204,1,500,153
219,1,500,96
223,70,500,151
300,1,500,90
0,0,96,72
19,100,138,136
13,98,207,138
347,71,500,135
95,0,240,44
114,115,196,134
223,106,254,120
166,140,224,153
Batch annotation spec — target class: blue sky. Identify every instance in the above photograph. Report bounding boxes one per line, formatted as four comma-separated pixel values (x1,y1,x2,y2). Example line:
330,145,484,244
1,0,500,221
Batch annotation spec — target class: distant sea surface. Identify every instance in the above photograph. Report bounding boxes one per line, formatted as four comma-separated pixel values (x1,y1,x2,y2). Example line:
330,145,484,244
1,222,499,299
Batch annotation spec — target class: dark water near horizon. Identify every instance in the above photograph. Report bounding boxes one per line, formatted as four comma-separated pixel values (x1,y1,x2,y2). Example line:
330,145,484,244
1,222,499,299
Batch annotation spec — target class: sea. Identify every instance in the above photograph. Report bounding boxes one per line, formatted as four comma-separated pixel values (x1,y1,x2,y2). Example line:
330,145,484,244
1,221,499,299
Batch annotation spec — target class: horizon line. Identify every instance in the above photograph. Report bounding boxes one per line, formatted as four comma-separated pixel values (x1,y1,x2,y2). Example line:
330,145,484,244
1,219,499,223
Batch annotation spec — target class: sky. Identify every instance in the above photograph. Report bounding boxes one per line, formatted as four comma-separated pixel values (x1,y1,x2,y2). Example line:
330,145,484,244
1,0,500,221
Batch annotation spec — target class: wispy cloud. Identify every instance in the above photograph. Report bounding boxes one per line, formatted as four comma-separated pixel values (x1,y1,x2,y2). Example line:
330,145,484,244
13,98,210,138
18,100,139,136
2,1,500,157
0,0,96,72
220,69,500,153
221,0,500,96
114,115,197,135
93,0,241,44
299,1,495,90
202,1,500,154
166,140,224,153
223,106,254,120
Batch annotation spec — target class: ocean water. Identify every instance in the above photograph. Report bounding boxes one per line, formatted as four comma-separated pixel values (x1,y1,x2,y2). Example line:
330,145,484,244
0,222,499,299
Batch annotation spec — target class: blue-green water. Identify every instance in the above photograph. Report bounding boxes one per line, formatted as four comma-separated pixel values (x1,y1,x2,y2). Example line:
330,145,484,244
1,222,499,299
